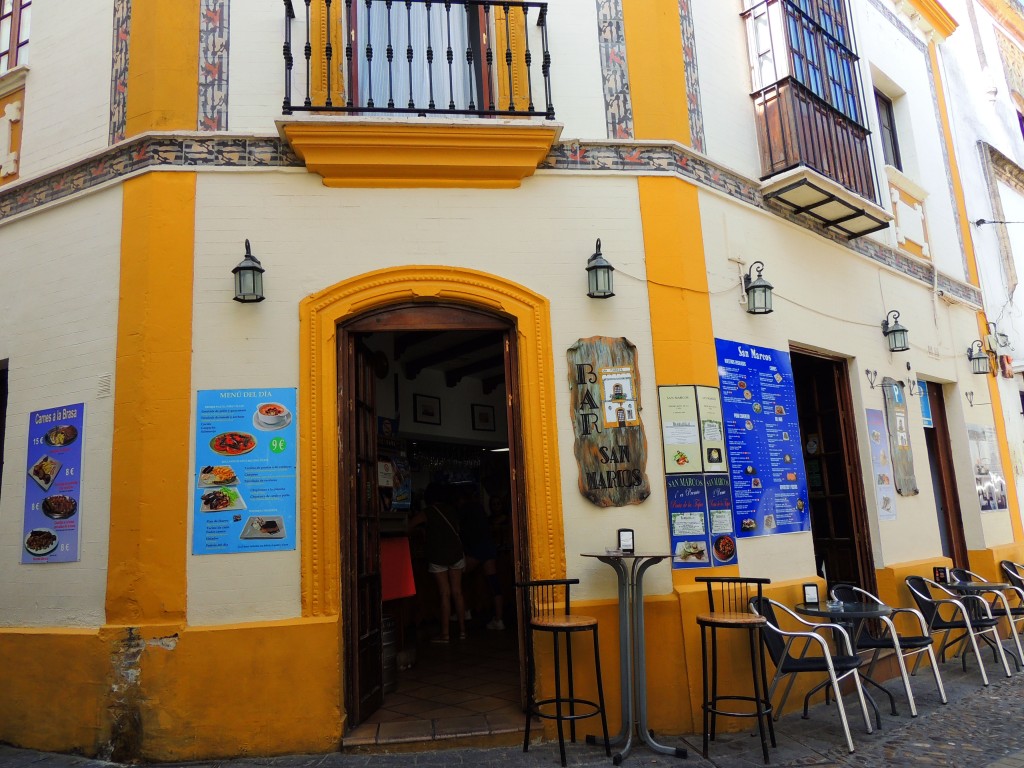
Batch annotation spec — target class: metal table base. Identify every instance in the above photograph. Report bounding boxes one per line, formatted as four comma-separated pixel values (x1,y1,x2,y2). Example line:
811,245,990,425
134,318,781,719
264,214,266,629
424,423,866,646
582,552,688,765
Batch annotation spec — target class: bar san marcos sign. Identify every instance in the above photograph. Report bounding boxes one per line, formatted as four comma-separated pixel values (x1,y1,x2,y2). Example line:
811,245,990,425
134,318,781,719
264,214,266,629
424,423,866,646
568,336,650,507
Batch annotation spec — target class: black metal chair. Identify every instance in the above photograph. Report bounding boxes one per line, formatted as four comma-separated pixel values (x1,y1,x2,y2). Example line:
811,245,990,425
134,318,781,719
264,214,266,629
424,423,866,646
517,578,610,767
830,583,946,717
695,576,775,763
948,567,1024,669
749,596,872,754
905,576,1012,686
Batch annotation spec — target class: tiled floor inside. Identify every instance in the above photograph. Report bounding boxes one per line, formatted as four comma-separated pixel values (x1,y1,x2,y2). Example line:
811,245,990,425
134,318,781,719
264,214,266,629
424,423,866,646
345,622,525,746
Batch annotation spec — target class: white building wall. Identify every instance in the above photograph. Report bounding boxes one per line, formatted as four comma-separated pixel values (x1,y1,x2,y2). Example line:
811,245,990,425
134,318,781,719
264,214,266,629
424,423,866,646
229,0,608,140
940,0,1024,531
190,169,663,621
701,188,1004,581
0,188,122,627
689,0,762,177
15,0,112,179
857,1,965,279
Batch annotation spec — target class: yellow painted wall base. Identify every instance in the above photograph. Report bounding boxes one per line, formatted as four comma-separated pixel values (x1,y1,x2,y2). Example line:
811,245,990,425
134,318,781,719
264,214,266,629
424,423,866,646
0,619,340,761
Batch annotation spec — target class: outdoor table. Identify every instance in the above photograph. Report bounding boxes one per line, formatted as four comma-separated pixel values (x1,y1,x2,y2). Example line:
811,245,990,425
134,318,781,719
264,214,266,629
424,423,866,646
795,601,894,729
580,552,688,765
948,581,1023,669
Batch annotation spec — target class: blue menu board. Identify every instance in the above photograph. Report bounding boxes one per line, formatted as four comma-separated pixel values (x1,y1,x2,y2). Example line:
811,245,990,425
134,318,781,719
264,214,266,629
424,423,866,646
668,473,738,568
715,339,810,538
193,389,297,554
23,403,85,563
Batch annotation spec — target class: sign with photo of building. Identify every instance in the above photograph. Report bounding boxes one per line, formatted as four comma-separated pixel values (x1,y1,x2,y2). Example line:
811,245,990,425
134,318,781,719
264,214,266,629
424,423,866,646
567,337,650,507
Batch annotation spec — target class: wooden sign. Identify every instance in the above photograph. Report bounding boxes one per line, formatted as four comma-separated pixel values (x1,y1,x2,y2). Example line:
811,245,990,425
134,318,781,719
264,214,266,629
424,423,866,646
567,337,650,507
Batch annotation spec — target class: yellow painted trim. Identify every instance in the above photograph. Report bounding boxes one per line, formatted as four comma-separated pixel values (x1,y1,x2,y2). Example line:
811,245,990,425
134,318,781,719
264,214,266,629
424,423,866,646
494,5,530,112
125,1,200,135
904,0,959,40
622,0,690,144
310,2,346,107
977,0,1024,44
635,177,718,588
298,266,565,621
280,120,559,188
979,310,1024,543
929,39,1022,541
107,173,196,624
0,86,23,187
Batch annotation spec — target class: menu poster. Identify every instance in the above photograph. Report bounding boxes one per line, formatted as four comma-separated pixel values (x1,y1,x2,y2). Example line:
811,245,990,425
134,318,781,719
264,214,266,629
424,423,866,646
882,378,918,496
968,423,1008,513
668,473,738,569
715,338,810,538
918,382,933,428
658,385,728,475
866,409,897,521
23,403,85,563
193,388,298,554
659,386,701,474
697,386,727,473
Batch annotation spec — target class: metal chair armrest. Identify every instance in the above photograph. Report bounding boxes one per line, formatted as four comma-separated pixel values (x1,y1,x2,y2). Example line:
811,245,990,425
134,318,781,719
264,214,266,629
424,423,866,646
889,606,930,634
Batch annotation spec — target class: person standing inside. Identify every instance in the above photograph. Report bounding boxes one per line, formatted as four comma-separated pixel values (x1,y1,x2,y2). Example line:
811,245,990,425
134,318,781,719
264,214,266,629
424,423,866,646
411,483,466,642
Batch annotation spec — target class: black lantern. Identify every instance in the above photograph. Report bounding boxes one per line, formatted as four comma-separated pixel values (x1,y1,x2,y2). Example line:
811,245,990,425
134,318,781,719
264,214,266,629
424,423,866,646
881,310,909,353
968,340,991,375
586,239,615,299
233,239,265,303
743,261,773,314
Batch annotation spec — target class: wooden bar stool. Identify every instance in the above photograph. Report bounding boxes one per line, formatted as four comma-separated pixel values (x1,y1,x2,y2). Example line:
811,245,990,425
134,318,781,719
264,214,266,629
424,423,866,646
517,578,611,767
695,576,775,763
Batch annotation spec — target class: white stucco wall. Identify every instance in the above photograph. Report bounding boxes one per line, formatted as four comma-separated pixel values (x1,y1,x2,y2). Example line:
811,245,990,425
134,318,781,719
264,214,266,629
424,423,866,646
15,0,113,179
229,0,607,140
0,188,122,627
856,1,965,279
190,169,666,621
701,187,1006,582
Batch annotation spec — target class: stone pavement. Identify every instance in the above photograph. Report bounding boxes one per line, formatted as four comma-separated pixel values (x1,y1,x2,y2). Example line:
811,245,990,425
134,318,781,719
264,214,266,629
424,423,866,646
4,651,1024,768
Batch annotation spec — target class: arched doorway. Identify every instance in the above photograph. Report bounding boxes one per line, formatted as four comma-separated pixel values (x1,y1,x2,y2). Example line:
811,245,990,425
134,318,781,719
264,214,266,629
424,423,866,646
338,302,528,726
296,267,567,739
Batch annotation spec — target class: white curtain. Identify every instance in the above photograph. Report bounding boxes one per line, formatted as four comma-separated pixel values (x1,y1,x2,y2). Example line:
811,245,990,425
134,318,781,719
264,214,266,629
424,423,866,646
355,1,477,111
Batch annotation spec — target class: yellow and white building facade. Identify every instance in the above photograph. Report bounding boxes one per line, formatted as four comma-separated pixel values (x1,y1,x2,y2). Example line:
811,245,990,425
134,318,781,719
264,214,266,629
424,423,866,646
0,0,1022,761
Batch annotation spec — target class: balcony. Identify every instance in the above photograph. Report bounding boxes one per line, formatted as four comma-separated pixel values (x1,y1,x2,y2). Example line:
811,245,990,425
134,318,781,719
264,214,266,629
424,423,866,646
280,0,559,188
753,79,889,237
283,0,554,118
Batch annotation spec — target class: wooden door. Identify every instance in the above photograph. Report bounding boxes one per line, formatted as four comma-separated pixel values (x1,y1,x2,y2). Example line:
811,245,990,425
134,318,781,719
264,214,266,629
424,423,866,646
792,351,876,593
922,382,968,567
340,337,383,724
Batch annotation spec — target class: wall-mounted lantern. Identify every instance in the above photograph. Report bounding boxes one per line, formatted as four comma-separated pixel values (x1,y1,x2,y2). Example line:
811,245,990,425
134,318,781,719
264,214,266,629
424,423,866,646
233,239,265,303
586,238,615,299
743,261,773,314
881,310,909,353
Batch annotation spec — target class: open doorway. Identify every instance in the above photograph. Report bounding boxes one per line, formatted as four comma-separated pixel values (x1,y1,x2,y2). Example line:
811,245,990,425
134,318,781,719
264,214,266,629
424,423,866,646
921,381,967,567
791,350,877,593
337,303,528,742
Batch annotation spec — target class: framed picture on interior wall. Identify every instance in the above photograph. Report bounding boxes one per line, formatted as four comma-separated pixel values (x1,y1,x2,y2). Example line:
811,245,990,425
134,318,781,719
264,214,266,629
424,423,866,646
413,394,441,425
472,403,496,432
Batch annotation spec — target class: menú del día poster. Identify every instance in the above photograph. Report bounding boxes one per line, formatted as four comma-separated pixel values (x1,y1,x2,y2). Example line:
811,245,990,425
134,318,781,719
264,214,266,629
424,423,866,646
193,388,297,554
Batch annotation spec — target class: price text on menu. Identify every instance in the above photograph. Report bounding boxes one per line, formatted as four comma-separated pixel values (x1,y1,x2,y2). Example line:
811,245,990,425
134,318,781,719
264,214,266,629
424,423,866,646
193,388,297,554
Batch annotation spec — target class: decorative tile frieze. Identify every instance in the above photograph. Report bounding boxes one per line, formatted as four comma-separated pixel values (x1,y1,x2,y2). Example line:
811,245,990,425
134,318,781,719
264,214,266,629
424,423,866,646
0,133,980,307
678,0,705,154
109,0,131,144
596,0,633,139
199,0,230,131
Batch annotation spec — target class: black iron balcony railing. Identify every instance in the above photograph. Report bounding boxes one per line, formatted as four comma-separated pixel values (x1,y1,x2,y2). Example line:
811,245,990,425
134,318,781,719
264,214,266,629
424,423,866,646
283,0,554,119
753,78,877,203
